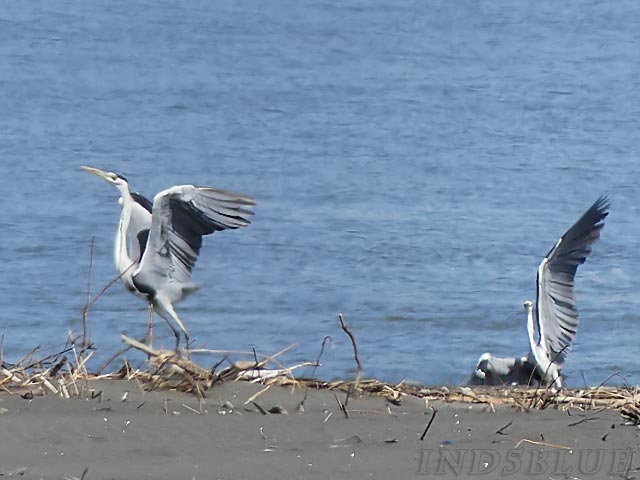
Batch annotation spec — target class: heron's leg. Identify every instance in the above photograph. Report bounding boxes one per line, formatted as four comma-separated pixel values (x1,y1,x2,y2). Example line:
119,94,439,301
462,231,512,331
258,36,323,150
549,367,562,392
147,303,155,349
159,312,181,351
155,299,189,353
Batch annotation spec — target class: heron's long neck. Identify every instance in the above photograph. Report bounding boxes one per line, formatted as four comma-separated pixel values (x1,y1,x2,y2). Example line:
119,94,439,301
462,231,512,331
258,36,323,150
115,192,135,284
525,304,538,354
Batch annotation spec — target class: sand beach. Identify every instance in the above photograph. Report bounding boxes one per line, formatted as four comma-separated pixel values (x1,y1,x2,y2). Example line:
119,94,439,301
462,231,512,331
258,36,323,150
0,375,638,480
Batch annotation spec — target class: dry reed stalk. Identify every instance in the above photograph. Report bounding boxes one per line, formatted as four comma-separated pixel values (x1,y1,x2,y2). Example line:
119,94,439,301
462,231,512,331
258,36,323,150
58,379,70,399
66,362,81,396
244,385,271,405
237,362,318,382
337,313,362,410
80,236,95,356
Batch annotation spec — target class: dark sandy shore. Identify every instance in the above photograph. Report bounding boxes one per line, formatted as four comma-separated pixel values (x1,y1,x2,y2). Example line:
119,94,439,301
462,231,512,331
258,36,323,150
0,379,638,480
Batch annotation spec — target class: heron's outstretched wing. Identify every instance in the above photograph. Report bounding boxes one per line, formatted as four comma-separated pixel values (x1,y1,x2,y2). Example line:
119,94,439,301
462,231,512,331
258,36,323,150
137,185,255,286
532,195,609,366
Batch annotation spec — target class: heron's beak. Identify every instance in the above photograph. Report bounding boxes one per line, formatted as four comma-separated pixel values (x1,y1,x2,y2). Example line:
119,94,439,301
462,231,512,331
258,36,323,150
80,165,113,182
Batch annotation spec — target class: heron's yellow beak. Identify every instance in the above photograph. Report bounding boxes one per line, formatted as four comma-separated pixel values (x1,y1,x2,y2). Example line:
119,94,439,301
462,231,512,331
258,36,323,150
80,165,113,182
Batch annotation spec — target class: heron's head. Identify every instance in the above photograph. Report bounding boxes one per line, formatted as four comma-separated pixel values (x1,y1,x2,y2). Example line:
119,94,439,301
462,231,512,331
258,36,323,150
523,300,533,311
473,352,493,379
81,166,129,193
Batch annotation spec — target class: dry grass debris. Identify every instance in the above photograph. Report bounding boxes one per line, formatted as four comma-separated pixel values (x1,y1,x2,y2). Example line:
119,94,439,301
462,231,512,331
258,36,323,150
2,331,640,426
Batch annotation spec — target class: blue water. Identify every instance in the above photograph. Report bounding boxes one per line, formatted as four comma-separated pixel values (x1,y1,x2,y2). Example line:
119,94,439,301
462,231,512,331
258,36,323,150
1,0,639,386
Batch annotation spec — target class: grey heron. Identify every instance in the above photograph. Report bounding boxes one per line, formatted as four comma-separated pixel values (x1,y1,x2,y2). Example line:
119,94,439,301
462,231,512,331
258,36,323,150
469,196,609,388
81,166,256,350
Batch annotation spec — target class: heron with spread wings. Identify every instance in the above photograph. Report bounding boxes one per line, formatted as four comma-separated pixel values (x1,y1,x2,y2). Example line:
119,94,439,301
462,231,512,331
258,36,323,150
81,166,256,350
470,196,609,388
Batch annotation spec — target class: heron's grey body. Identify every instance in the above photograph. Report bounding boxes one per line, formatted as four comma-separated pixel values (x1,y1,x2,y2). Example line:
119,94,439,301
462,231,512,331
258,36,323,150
468,353,540,386
470,196,609,388
81,166,256,349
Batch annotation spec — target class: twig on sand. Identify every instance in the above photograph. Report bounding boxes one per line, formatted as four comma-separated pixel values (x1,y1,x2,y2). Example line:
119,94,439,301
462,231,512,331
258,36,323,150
338,313,362,410
567,415,600,427
334,392,349,418
323,411,334,424
244,385,271,405
420,408,438,441
181,403,201,415
496,420,513,435
513,438,571,450
62,466,89,480
252,401,269,415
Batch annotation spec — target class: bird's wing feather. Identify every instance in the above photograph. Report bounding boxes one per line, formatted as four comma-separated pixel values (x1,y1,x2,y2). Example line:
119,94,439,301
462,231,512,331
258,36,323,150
131,192,153,214
532,195,609,366
137,185,255,286
127,193,153,262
